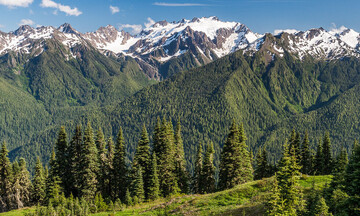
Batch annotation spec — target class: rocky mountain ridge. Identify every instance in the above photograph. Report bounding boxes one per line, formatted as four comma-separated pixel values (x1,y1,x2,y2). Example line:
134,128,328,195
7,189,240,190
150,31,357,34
1,16,360,79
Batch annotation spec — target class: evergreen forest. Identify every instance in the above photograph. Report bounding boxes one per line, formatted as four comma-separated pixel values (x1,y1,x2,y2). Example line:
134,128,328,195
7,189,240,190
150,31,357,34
0,119,359,215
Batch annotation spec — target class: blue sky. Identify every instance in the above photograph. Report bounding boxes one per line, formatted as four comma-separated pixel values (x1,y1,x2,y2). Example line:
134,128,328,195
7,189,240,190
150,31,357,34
0,0,359,34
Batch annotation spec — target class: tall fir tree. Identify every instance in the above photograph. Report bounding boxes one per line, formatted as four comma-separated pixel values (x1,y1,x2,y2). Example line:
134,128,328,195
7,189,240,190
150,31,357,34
113,127,128,201
133,125,151,198
201,142,216,193
105,137,115,200
266,175,286,216
130,165,145,203
174,120,190,194
95,128,107,198
314,137,323,175
0,141,13,212
148,153,160,200
300,131,312,175
153,118,178,196
238,123,253,182
54,126,69,196
67,125,83,197
322,132,333,174
13,158,31,209
79,122,99,200
219,121,253,190
254,147,271,180
45,150,62,206
193,142,203,194
343,140,360,215
32,157,46,205
276,140,303,215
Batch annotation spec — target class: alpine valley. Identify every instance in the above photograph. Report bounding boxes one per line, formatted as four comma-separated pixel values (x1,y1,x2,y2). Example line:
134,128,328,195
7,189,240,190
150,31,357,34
1,16,360,169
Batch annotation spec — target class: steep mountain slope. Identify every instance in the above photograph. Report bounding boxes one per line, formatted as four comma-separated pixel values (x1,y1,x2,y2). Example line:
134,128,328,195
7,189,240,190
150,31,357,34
2,17,360,80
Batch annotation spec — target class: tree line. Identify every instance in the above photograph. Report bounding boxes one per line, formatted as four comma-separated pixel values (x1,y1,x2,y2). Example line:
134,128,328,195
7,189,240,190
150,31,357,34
0,118,253,214
0,119,356,215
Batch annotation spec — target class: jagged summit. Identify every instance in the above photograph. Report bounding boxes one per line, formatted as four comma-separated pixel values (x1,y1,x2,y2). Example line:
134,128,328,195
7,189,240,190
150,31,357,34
0,17,360,68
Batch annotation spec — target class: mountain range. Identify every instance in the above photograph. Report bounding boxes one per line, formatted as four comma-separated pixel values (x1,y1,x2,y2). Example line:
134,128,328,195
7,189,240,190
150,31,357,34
1,16,360,168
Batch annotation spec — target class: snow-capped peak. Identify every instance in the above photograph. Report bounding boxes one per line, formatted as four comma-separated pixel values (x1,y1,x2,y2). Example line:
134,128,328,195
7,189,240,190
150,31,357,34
329,26,360,48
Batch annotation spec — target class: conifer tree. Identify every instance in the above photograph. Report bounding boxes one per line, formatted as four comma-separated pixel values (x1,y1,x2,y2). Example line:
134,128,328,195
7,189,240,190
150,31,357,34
174,120,190,194
105,137,114,200
113,127,128,201
301,131,312,175
124,189,132,206
193,142,203,194
238,123,254,182
0,141,13,212
133,125,151,198
33,157,46,204
13,158,31,209
67,125,83,197
322,132,333,174
276,141,303,215
344,140,360,215
254,147,271,180
148,153,160,200
314,138,323,175
201,142,216,193
45,150,62,205
219,121,252,190
130,165,145,203
153,118,177,196
266,175,286,216
54,126,69,195
79,122,99,200
95,128,107,197
313,197,332,216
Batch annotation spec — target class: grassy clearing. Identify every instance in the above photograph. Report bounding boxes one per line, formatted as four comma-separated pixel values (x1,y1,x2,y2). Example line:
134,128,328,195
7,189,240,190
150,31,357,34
0,175,332,216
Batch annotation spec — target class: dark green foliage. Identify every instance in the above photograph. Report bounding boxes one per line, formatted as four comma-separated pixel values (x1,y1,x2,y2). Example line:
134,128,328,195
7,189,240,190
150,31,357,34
174,120,190,194
95,128,107,197
275,141,303,215
104,137,114,200
54,126,69,195
45,150,62,205
313,197,332,216
153,118,178,196
124,189,132,206
266,176,286,216
322,132,333,175
67,125,82,197
218,121,253,190
133,125,151,198
112,127,128,201
12,158,32,209
130,166,145,203
301,131,312,175
79,122,99,200
314,139,323,175
201,142,216,193
0,142,13,212
193,142,203,194
148,153,160,200
254,147,271,180
343,140,360,215
32,157,46,205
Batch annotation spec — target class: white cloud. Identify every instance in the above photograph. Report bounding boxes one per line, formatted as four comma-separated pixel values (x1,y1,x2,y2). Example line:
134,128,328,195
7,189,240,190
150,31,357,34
110,5,119,14
40,0,82,16
144,17,155,28
0,24,4,29
329,23,347,34
19,19,35,26
273,29,299,35
153,2,207,6
0,0,33,8
118,24,143,35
